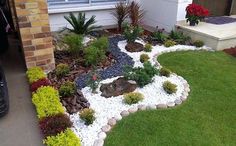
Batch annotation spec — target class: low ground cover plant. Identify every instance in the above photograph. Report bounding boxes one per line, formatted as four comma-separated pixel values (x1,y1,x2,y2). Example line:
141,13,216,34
32,86,65,119
123,23,143,43
124,92,144,105
79,108,96,125
124,61,159,87
84,46,106,66
164,40,177,47
55,63,70,78
30,78,51,92
169,30,190,45
163,81,177,94
140,54,150,63
26,67,46,84
90,36,109,52
193,40,204,47
43,129,81,146
160,67,171,77
144,43,152,52
151,29,168,44
63,34,83,55
39,114,72,138
87,71,100,93
59,81,76,98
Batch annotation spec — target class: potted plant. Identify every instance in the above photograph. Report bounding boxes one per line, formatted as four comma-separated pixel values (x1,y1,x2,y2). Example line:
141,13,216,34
185,3,209,26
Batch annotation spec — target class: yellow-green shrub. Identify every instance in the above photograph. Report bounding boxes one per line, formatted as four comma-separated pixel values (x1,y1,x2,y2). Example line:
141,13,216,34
43,129,81,146
160,67,171,77
144,43,153,52
79,108,95,125
164,40,177,48
163,81,177,94
32,86,65,119
124,92,144,105
26,67,46,84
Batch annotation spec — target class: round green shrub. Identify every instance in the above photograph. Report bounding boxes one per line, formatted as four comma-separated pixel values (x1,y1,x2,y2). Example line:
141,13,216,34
56,63,70,77
193,40,204,47
163,81,177,94
144,43,153,52
124,92,144,105
164,40,177,47
26,67,46,84
43,129,81,146
79,108,95,125
84,46,106,66
140,54,150,63
59,81,76,98
160,67,171,77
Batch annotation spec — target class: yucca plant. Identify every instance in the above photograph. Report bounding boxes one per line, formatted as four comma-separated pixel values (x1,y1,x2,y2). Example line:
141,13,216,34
129,1,145,26
112,2,129,32
63,12,101,35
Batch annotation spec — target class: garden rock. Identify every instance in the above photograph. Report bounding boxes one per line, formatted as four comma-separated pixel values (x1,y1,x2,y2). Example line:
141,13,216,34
128,107,138,113
157,104,168,109
93,139,104,146
108,118,116,126
125,42,144,52
101,125,111,133
100,77,137,98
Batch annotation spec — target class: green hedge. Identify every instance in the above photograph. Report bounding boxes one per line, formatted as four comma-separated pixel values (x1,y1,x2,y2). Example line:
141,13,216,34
32,86,65,119
26,67,46,84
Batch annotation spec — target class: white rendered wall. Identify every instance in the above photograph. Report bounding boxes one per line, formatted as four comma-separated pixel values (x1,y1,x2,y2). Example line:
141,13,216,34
140,0,192,32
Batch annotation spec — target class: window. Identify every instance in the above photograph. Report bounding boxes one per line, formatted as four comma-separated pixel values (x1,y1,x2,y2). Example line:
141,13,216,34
47,0,126,9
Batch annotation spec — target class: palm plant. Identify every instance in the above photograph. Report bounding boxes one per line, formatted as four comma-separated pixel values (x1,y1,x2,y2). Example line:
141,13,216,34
63,12,101,35
112,2,129,32
129,1,145,26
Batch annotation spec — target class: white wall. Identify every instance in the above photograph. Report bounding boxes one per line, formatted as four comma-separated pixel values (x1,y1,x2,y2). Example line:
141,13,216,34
48,6,117,32
140,0,192,32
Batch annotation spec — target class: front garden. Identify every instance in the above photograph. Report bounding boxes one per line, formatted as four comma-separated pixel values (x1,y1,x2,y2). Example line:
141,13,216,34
25,1,235,146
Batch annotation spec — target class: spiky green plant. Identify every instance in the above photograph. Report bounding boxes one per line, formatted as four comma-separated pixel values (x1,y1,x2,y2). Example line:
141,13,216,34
63,12,101,35
112,2,129,32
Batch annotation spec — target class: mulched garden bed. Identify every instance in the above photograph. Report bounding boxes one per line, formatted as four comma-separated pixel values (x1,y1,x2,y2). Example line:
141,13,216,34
224,47,236,57
48,50,116,89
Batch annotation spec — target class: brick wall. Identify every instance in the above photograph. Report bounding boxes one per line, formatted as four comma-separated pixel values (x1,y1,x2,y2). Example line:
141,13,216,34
13,0,55,72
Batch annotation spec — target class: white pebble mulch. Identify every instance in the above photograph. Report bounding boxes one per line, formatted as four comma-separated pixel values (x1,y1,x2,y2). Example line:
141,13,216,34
70,40,212,146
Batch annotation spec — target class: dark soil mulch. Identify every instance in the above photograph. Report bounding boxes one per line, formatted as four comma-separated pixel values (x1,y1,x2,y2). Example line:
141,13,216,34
125,42,144,52
224,47,236,57
48,50,116,89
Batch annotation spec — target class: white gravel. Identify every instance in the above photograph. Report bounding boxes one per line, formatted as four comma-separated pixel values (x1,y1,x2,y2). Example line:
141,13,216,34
70,40,212,146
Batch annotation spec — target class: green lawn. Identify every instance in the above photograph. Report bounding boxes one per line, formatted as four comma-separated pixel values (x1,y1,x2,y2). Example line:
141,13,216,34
104,51,236,146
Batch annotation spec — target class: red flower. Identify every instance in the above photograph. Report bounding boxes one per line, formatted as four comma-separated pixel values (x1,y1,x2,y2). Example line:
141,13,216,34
92,75,97,81
186,3,209,17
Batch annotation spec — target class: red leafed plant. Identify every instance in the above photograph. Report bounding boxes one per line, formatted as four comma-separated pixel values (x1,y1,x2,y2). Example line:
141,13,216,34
30,78,51,92
39,114,72,138
186,3,209,26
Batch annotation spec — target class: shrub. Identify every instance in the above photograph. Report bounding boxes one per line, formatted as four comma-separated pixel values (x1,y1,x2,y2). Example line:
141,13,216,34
112,2,129,31
164,40,177,47
152,30,168,43
30,78,51,92
140,54,150,63
63,34,83,55
84,46,106,66
160,67,171,77
63,12,100,35
79,108,95,125
124,92,144,105
43,129,81,146
26,67,46,84
123,23,143,43
193,40,204,47
59,81,76,98
163,81,177,94
86,71,100,93
144,43,153,52
124,61,159,87
55,63,70,78
91,37,109,52
129,1,145,26
169,30,190,45
39,114,72,138
32,86,65,119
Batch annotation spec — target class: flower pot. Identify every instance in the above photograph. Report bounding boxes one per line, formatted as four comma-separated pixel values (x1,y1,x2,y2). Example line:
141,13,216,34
189,21,196,26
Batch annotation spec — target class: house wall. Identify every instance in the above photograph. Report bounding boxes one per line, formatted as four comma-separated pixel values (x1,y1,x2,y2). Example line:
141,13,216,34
140,0,192,32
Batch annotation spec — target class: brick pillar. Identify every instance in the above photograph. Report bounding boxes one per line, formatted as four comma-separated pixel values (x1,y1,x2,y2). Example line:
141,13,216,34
13,0,55,72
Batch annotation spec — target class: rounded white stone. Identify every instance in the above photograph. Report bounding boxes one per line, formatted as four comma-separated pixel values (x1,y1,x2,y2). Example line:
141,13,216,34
120,110,129,117
108,118,117,126
167,102,175,107
128,107,138,113
138,105,146,111
101,125,111,133
147,104,156,110
157,104,168,109
174,99,182,105
114,115,122,121
93,139,104,146
98,132,107,139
